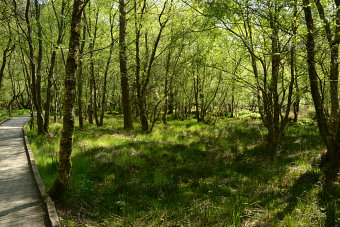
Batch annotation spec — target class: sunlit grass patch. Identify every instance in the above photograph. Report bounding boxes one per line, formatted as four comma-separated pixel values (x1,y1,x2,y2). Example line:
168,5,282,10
0,109,30,122
27,122,61,189
27,114,340,226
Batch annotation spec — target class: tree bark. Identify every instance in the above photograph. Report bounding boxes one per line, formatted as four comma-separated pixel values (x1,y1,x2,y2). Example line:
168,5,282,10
303,0,340,184
194,68,200,122
88,8,100,126
314,0,340,133
0,37,13,89
269,7,281,148
162,49,171,125
50,0,88,200
25,0,44,134
119,0,133,129
135,1,170,131
77,21,86,129
34,0,45,135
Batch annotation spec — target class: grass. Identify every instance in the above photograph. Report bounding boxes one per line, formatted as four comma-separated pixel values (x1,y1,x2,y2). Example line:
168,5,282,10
27,114,340,226
0,109,30,122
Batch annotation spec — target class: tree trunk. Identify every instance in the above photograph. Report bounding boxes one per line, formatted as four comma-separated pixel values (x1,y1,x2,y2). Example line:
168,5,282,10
269,9,281,149
88,80,93,124
35,0,45,135
137,1,169,131
303,0,340,184
162,50,171,125
100,14,115,126
293,98,300,122
93,74,99,126
138,32,149,132
0,37,12,89
77,22,86,129
119,0,133,129
139,95,149,131
230,76,235,118
88,8,100,126
49,0,88,200
44,0,66,133
168,89,174,114
25,0,43,134
314,0,340,133
54,84,58,123
194,69,200,122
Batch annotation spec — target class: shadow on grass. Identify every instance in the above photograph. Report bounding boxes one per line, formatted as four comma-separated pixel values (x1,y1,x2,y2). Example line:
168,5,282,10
31,118,330,225
318,182,340,226
276,171,320,220
63,126,293,223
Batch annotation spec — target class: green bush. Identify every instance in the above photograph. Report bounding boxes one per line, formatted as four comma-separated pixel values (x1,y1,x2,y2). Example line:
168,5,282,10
236,109,261,119
298,117,317,126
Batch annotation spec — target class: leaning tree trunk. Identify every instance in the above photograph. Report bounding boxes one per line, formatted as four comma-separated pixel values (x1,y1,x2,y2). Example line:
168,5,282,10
0,37,13,89
49,0,88,200
303,0,340,184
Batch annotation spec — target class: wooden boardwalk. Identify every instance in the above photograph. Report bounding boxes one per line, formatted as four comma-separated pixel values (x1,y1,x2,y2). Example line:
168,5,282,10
0,116,46,227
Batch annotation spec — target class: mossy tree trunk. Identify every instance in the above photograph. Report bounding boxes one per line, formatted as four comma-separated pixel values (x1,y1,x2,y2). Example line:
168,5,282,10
303,0,340,184
50,0,88,200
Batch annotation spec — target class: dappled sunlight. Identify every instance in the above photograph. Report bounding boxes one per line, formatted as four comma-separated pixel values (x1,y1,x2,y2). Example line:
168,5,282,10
27,115,340,226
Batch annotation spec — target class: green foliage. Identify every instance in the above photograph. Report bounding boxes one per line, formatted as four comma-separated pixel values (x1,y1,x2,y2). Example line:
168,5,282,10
297,117,317,126
28,115,339,226
236,109,261,119
0,109,30,122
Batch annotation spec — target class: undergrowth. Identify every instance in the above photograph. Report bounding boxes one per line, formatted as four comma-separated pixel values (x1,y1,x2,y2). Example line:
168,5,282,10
27,114,340,226
0,109,30,122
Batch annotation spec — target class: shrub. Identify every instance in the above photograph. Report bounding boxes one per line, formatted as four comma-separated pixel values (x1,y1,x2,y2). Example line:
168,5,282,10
236,110,261,119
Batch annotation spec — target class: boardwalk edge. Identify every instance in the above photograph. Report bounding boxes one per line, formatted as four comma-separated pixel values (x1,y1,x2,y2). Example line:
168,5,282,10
22,122,61,227
0,117,11,125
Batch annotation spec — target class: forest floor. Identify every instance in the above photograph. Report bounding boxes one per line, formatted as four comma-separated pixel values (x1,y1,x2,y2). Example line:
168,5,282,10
27,113,340,226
